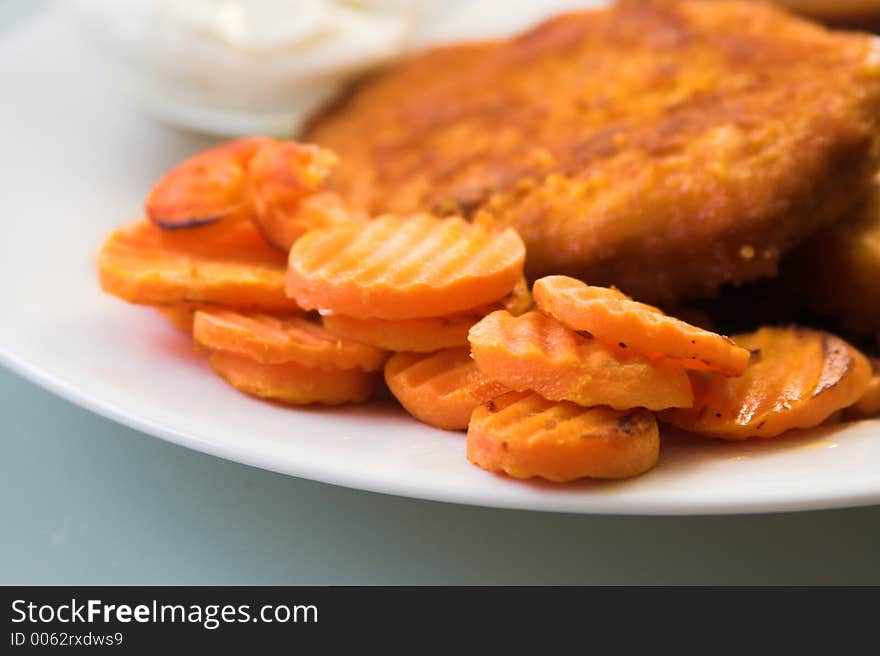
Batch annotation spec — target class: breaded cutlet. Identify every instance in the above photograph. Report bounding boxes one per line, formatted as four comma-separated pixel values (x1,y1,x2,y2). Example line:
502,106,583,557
786,172,880,336
306,0,880,304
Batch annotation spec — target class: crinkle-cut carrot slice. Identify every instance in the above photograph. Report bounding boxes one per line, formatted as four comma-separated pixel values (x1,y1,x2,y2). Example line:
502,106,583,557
209,350,375,405
533,276,750,376
846,358,880,420
194,309,386,371
467,390,659,482
147,137,269,229
384,348,508,430
146,137,344,250
248,142,346,250
258,191,364,252
98,218,300,312
321,276,532,352
286,213,526,320
323,313,476,353
468,311,693,410
155,301,229,334
660,326,872,439
155,304,202,333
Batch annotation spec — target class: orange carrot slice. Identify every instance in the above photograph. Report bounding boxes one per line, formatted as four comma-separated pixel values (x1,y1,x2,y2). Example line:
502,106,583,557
155,304,202,333
384,348,508,430
286,213,526,320
209,350,375,405
248,142,344,250
533,276,750,376
321,276,532,352
98,218,300,312
146,137,268,229
468,310,693,410
146,137,343,251
323,313,476,353
194,309,386,370
661,326,872,439
845,357,880,420
467,390,659,481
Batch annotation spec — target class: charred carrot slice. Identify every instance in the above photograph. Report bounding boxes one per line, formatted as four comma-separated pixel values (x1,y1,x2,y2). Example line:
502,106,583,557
209,350,375,405
286,213,526,320
98,218,300,312
146,137,268,229
194,309,386,371
468,311,693,410
660,326,872,439
467,390,659,481
146,137,344,250
248,142,345,250
844,357,880,420
322,276,532,352
384,348,508,430
533,276,750,376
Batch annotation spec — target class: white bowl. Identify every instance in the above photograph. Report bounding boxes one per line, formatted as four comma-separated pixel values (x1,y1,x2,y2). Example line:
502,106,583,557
69,0,435,137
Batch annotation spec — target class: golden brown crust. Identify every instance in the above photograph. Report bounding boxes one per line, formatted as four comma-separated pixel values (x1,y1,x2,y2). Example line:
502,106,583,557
306,0,880,303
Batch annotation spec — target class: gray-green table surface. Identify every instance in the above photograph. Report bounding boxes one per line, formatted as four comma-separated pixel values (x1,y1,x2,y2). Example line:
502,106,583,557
2,1,878,586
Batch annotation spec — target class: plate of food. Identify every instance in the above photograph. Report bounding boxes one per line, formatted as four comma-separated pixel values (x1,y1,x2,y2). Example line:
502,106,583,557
3,0,880,515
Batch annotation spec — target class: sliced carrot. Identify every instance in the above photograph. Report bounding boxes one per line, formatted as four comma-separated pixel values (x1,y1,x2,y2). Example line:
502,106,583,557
209,350,375,405
533,276,750,376
155,304,200,333
248,142,345,250
467,390,659,481
323,313,476,353
194,309,386,370
146,137,344,251
468,310,693,410
97,218,300,312
154,301,229,334
146,137,268,229
844,357,880,420
286,213,526,320
260,191,363,252
321,276,532,352
384,348,508,430
660,326,872,439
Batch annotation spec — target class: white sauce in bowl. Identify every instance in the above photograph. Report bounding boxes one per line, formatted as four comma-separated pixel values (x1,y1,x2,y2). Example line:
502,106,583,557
71,0,431,136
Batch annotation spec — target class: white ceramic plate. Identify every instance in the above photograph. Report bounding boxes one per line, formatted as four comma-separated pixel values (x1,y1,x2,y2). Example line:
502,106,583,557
3,6,880,516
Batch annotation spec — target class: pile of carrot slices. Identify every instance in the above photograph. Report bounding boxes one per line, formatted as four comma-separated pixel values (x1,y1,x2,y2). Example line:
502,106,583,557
97,138,880,483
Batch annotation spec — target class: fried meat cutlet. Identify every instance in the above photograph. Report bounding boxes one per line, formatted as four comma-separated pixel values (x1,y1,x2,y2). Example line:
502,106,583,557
786,173,880,336
306,0,880,304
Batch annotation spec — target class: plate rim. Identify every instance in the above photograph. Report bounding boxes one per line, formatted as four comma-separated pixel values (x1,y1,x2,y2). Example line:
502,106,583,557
5,345,880,516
